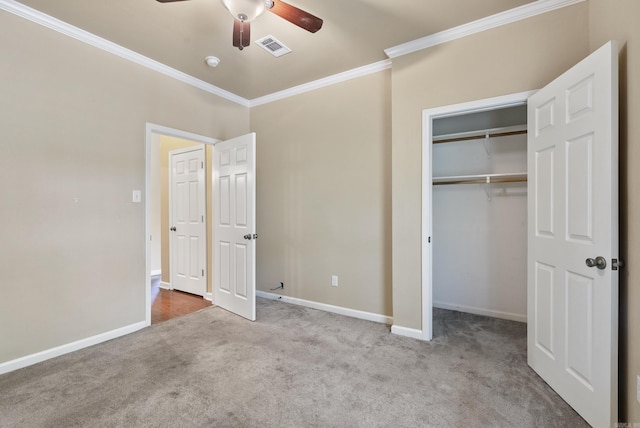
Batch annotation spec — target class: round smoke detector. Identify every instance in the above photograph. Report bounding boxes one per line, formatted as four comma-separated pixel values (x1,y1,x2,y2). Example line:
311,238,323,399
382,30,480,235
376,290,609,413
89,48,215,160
205,56,221,68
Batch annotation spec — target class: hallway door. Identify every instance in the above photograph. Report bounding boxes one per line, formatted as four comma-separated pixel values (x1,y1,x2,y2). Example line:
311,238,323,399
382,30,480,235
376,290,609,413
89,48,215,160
170,146,206,296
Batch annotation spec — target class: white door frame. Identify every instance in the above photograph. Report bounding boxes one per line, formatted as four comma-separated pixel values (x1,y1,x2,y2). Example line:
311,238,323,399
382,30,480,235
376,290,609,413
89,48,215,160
144,123,219,326
421,90,536,340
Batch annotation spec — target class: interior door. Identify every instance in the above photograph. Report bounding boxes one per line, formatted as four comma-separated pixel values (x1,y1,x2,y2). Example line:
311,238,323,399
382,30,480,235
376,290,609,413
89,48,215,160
213,133,256,321
170,146,206,296
527,41,618,428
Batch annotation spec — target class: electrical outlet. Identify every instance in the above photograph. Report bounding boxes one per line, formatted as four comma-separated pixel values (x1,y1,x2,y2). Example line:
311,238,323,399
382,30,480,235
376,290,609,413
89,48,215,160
331,275,338,287
280,282,284,289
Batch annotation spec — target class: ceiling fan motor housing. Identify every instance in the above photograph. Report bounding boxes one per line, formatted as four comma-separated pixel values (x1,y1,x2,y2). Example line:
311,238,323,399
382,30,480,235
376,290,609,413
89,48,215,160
220,0,266,21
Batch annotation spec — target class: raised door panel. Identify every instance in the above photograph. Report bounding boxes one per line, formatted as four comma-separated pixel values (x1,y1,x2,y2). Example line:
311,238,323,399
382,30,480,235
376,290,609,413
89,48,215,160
566,134,594,243
534,262,555,359
565,271,594,389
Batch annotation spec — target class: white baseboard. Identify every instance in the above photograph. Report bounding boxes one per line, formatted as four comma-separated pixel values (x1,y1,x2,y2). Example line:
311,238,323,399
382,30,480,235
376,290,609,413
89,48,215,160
150,269,161,277
391,325,424,340
205,292,213,302
0,321,147,376
256,290,393,325
433,301,526,323
159,282,171,290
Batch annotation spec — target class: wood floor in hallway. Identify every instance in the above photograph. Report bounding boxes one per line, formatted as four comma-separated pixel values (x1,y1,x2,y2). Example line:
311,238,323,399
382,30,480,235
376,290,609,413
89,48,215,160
151,276,212,324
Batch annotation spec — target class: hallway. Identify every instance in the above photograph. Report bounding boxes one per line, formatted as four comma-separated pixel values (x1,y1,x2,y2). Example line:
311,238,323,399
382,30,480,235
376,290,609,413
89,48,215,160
151,275,211,324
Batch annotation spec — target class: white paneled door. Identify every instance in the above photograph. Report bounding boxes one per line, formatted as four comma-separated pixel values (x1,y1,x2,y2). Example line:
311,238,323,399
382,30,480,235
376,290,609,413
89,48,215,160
527,41,619,428
170,146,206,296
213,133,256,321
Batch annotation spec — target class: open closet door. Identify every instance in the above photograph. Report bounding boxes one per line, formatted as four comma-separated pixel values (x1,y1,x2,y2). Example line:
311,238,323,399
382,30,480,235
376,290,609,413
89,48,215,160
213,133,256,321
527,41,618,428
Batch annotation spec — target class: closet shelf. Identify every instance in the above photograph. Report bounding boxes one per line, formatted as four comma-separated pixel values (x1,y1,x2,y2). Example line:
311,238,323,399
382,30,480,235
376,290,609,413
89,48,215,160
433,125,527,144
433,172,527,186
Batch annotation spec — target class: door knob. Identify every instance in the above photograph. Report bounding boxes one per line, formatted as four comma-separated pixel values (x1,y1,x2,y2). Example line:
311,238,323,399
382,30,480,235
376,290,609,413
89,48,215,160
170,226,176,232
244,234,252,240
585,256,607,270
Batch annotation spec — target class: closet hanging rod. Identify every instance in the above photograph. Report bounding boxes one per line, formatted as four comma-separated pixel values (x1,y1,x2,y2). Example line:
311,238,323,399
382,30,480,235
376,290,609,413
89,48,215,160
433,173,527,186
434,177,527,186
433,129,527,144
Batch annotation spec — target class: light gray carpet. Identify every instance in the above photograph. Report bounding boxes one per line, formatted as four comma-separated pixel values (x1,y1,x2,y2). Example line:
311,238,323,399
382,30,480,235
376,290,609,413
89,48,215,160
0,298,587,427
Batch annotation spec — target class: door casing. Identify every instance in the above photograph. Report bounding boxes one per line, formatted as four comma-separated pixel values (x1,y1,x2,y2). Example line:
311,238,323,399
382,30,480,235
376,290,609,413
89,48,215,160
420,90,536,340
145,123,219,325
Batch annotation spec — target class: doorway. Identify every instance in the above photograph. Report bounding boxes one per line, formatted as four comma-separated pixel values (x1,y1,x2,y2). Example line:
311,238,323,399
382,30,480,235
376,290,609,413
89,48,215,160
421,41,619,428
421,91,535,340
145,124,219,325
145,125,258,325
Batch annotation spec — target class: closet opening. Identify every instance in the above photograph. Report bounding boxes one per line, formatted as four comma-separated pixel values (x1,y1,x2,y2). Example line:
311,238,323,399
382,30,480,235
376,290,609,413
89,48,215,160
421,91,535,340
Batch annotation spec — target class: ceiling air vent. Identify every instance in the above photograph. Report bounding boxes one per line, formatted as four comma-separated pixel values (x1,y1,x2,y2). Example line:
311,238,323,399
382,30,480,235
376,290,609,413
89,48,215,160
255,35,291,57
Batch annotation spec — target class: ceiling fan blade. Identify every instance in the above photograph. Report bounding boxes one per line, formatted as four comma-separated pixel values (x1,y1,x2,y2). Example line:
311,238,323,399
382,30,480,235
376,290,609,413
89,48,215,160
232,19,251,50
268,0,323,33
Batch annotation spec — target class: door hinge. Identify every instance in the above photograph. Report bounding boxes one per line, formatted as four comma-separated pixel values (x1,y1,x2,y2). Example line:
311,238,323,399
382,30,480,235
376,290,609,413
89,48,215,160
202,269,204,277
202,215,204,223
428,236,431,243
201,161,204,169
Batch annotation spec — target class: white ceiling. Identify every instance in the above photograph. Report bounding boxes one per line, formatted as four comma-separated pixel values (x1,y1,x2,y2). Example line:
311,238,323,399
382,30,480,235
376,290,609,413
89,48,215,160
13,0,534,99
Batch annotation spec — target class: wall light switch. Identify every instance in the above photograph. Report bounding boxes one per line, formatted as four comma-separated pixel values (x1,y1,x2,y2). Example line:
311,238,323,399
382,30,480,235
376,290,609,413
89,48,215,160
331,275,338,287
132,190,142,203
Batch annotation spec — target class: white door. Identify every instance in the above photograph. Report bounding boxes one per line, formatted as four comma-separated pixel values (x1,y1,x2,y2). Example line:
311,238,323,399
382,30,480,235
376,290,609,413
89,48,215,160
170,146,206,296
527,41,619,428
213,133,256,321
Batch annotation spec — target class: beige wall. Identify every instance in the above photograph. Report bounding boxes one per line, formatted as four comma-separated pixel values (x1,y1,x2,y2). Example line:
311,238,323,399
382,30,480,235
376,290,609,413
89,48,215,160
0,11,248,363
588,0,640,422
251,71,392,317
390,3,590,329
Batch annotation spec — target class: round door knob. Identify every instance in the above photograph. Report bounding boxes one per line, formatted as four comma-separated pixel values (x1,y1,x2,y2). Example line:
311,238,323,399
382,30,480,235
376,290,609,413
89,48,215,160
586,256,607,270
170,226,176,232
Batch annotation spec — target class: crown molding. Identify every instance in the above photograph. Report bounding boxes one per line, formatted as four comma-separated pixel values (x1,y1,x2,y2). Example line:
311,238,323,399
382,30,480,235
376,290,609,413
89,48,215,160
384,0,586,59
2,0,584,108
249,59,392,107
0,0,250,107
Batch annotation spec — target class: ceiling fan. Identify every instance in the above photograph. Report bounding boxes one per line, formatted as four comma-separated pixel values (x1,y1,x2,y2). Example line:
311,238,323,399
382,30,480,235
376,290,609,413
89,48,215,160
157,0,323,50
